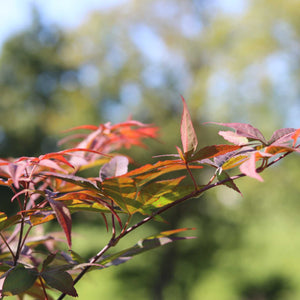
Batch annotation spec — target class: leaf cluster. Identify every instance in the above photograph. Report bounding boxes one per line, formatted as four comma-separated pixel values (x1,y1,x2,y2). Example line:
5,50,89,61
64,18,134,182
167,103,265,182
0,98,299,299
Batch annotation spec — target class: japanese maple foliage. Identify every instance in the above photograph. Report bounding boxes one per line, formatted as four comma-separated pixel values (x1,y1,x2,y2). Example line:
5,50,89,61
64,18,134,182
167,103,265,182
0,98,299,299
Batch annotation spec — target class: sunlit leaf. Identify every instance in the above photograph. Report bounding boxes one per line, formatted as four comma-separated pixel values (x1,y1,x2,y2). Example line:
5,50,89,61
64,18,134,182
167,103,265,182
37,159,69,173
189,145,242,162
0,214,21,231
239,152,263,181
101,177,139,214
141,184,197,211
7,162,27,189
265,145,295,155
218,131,248,145
127,177,187,214
207,122,267,144
0,211,7,223
99,155,129,181
268,128,296,145
221,154,249,170
292,128,300,147
126,160,202,187
180,96,198,154
29,211,56,226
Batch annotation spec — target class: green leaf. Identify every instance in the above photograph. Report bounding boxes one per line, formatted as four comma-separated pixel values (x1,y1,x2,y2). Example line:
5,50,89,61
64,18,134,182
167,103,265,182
135,178,194,215
0,214,21,231
180,96,198,154
101,177,139,214
143,184,198,210
98,228,196,268
2,265,38,296
69,250,86,264
217,170,241,194
221,154,248,170
42,253,57,270
41,268,78,297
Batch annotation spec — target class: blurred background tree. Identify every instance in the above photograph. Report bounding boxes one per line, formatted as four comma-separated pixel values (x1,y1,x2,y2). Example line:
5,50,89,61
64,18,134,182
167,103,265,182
0,0,299,299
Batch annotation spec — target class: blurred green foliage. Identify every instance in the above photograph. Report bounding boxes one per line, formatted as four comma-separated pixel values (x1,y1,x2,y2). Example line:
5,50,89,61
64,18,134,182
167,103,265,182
0,0,300,299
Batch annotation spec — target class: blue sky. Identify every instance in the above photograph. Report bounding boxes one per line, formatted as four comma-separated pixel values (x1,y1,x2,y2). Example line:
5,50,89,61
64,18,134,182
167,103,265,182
0,0,128,49
0,0,248,49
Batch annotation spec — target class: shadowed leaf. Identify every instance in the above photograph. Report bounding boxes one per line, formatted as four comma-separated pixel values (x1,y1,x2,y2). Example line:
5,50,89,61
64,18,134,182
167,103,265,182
46,192,72,248
2,265,38,295
98,228,196,268
217,170,241,194
44,172,99,192
41,268,78,297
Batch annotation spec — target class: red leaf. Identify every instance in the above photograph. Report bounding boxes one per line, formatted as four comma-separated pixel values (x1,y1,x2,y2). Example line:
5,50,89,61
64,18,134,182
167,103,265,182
37,159,69,173
268,128,296,145
206,122,266,144
189,145,242,162
63,124,99,132
7,162,27,189
239,152,263,181
46,192,72,248
180,96,198,154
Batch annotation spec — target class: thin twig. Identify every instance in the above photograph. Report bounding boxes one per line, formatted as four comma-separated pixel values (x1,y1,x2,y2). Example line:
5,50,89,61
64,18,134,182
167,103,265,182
185,162,198,190
19,225,33,253
0,232,15,260
39,275,49,300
